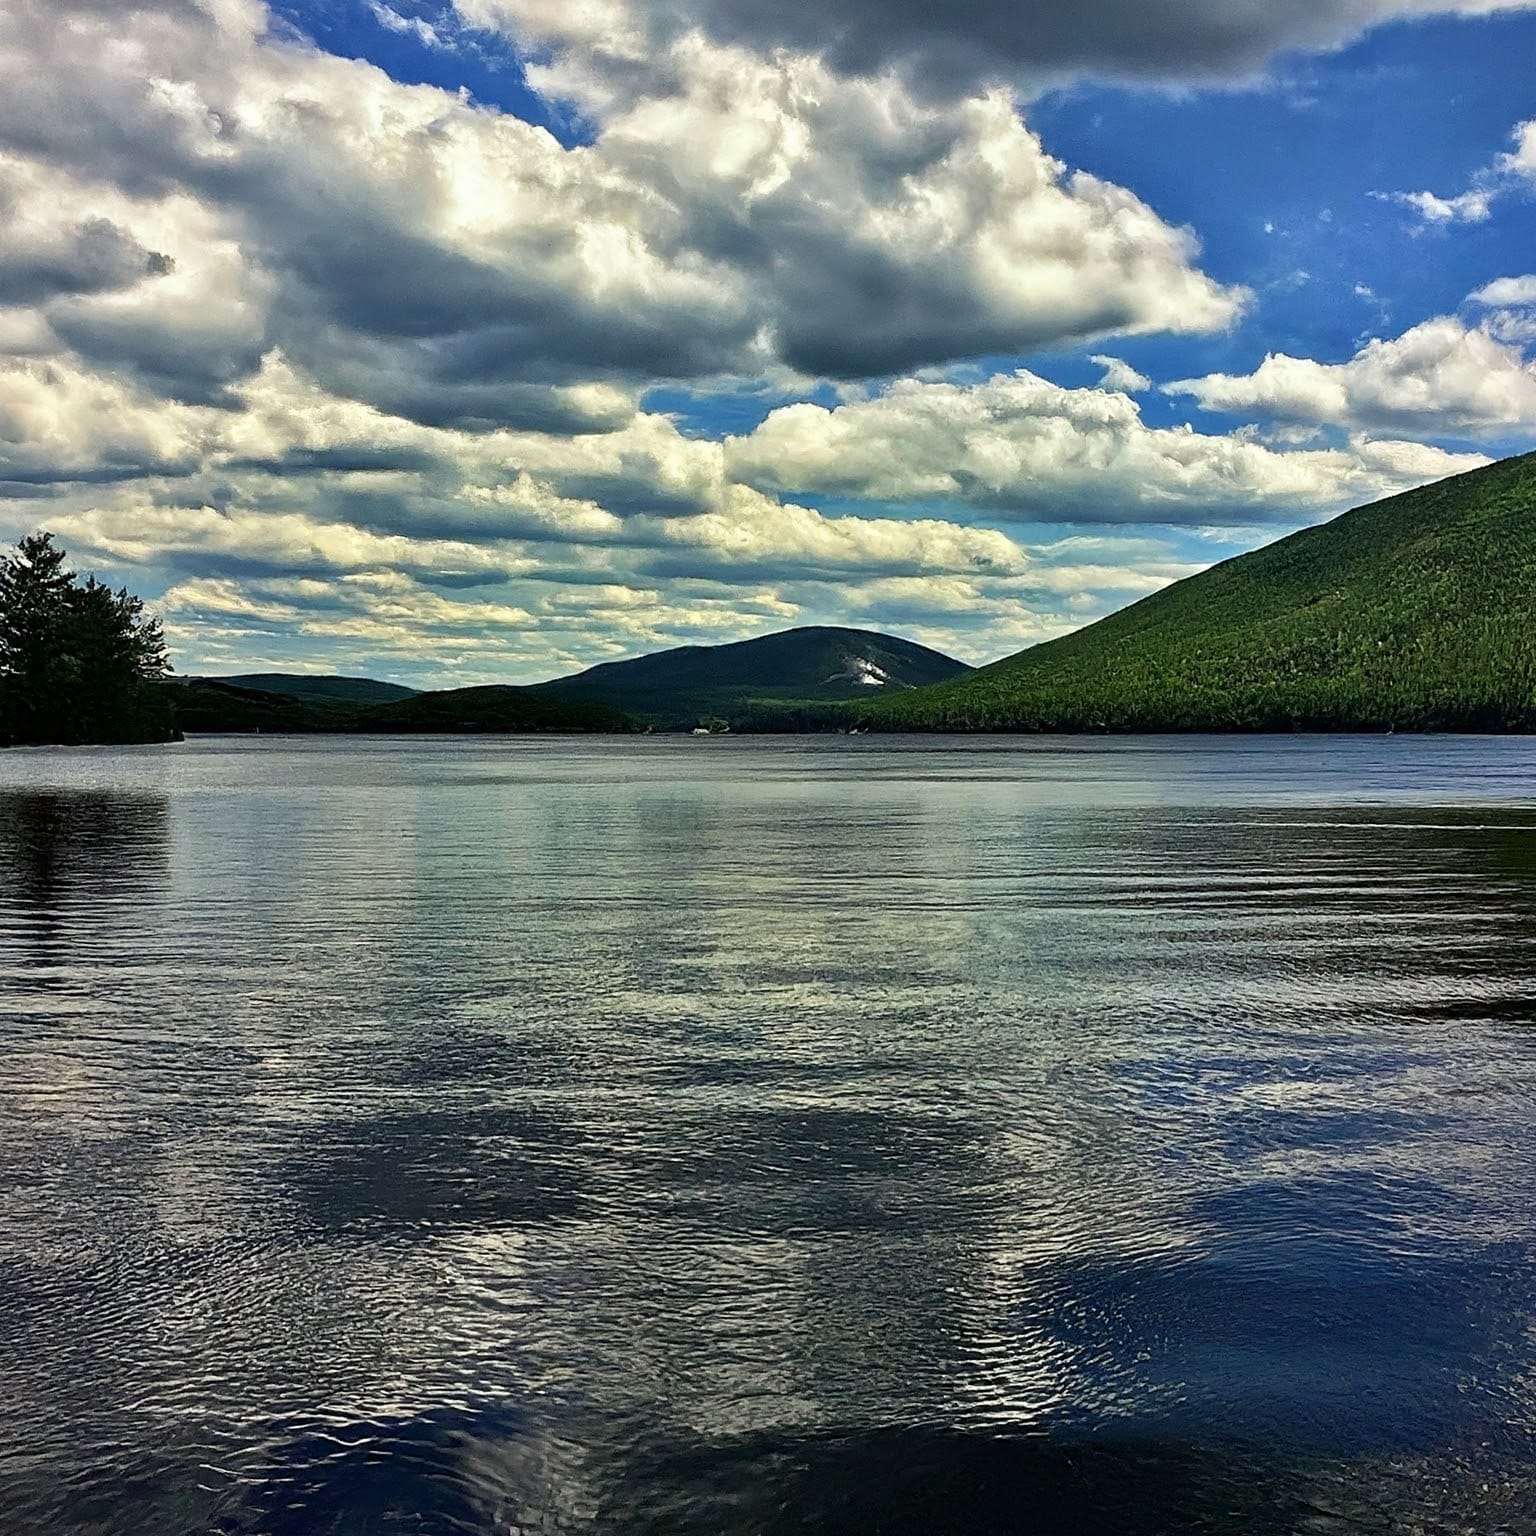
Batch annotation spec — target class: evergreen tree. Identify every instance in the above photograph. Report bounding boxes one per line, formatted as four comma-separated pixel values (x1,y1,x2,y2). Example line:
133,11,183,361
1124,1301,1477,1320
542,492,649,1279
0,532,175,746
0,533,73,744
64,577,172,742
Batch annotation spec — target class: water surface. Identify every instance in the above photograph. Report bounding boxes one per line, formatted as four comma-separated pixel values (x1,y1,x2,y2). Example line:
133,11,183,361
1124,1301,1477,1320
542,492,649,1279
4,734,1536,1533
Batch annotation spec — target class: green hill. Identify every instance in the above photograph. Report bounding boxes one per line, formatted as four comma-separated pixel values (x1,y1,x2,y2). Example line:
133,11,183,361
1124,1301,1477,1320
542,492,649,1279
357,685,633,734
534,625,971,729
191,673,417,708
164,679,632,734
863,451,1536,733
163,678,340,733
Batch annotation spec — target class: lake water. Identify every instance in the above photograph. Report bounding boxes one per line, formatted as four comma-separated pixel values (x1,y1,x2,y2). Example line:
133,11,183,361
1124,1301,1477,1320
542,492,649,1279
5,734,1536,1534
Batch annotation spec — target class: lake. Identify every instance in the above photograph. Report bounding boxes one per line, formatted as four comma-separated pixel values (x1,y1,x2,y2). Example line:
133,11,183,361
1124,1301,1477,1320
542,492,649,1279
4,733,1536,1534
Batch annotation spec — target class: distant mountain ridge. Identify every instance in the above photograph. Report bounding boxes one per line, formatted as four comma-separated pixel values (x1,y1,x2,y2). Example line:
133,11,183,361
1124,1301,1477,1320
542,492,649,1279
188,673,418,707
533,624,972,728
863,451,1536,734
165,626,970,734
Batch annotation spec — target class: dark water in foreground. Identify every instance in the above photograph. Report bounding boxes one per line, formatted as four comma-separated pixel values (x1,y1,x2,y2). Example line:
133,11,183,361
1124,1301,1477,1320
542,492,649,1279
5,734,1536,1534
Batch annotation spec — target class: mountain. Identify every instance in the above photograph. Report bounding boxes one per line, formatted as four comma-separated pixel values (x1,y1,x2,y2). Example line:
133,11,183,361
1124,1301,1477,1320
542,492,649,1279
533,625,972,729
191,673,418,708
168,632,967,734
863,451,1536,734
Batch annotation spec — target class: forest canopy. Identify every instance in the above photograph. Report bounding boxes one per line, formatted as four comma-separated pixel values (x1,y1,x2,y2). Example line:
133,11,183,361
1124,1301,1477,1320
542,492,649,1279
0,533,175,747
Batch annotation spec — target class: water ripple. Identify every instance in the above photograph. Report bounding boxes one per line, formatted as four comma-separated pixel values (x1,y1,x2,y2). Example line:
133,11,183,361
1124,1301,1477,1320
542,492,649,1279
5,736,1536,1532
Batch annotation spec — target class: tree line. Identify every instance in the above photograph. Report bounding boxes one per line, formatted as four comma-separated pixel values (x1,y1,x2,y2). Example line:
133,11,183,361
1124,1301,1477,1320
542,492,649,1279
0,532,174,746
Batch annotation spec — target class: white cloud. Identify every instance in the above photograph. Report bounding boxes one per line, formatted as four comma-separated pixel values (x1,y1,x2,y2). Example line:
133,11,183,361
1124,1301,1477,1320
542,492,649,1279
725,370,1487,521
1471,274,1536,306
48,499,531,586
1167,314,1536,436
1384,116,1536,225
1466,274,1536,344
1503,118,1536,179
0,357,213,484
1386,188,1496,224
1090,355,1152,392
18,354,1488,682
367,3,448,49
0,0,1244,425
651,484,1032,578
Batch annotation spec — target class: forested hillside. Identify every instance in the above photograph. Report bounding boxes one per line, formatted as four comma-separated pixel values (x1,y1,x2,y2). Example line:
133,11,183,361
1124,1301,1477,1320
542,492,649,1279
865,453,1536,733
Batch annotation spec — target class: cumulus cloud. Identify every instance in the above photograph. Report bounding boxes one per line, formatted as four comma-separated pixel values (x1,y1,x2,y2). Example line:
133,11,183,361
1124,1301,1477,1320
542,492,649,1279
725,370,1487,522
1471,274,1536,306
11,335,1481,681
4,332,1492,681
0,0,1243,430
0,357,211,486
19,418,1483,684
460,0,1536,94
1166,313,1536,436
154,562,815,682
1509,118,1536,180
80,491,1030,680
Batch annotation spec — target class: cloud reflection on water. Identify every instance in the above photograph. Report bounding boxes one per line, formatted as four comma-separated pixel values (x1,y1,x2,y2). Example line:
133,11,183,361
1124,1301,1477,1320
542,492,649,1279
3,738,1536,1532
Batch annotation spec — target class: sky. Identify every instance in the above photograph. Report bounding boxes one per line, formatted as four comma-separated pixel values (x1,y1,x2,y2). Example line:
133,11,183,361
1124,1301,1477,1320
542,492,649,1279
2,0,1534,685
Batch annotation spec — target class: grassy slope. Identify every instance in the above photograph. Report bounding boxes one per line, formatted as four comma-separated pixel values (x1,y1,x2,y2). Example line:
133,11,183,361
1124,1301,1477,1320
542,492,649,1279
864,451,1536,733
535,625,971,728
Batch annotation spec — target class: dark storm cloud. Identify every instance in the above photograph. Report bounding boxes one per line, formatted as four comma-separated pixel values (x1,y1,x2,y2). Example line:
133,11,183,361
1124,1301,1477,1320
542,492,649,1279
144,538,516,588
226,445,450,477
0,460,197,489
636,549,949,583
286,347,638,435
0,217,173,307
768,243,1151,380
545,473,711,516
46,305,269,405
600,0,1495,89
275,309,752,428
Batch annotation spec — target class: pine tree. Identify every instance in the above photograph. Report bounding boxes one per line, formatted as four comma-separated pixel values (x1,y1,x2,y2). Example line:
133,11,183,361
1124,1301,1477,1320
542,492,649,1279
0,532,73,744
0,532,175,746
64,577,171,742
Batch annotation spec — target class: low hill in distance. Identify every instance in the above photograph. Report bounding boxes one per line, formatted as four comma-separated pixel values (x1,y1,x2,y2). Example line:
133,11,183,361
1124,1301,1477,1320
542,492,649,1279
864,451,1536,734
164,628,968,735
166,678,341,733
358,686,633,734
533,625,971,729
172,672,422,731
202,673,419,708
163,677,633,735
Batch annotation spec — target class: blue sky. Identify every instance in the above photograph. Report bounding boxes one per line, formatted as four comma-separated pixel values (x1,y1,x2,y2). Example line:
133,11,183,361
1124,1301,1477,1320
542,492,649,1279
1,0,1533,683
1035,13,1536,417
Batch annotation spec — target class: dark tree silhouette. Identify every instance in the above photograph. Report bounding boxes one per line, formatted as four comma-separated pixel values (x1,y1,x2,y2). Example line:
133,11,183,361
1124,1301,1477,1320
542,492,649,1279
0,533,174,746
